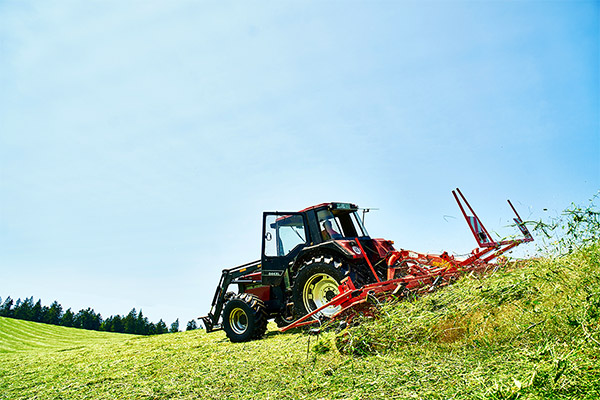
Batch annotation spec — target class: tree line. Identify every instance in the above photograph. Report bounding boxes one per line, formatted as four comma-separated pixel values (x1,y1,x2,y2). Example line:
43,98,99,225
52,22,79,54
0,296,199,335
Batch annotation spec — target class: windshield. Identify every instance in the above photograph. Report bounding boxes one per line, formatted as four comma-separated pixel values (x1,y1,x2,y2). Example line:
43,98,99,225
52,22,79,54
317,209,369,240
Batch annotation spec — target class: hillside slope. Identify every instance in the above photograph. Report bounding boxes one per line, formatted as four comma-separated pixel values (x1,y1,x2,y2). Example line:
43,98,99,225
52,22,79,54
0,317,133,353
1,243,598,400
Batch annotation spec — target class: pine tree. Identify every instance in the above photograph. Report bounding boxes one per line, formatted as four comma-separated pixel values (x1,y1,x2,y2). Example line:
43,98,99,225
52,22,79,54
32,300,43,322
100,316,112,332
123,309,137,334
41,305,51,323
155,319,168,334
170,319,179,333
147,322,156,335
137,310,150,335
45,301,63,325
61,308,75,327
186,319,198,331
0,297,13,317
14,297,34,321
74,308,102,331
112,315,124,333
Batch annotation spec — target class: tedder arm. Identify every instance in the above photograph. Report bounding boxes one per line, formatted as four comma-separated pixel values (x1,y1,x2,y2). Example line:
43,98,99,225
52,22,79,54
453,188,533,264
281,188,534,332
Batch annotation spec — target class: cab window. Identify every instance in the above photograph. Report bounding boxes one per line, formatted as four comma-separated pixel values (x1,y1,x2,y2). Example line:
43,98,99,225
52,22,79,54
264,214,307,257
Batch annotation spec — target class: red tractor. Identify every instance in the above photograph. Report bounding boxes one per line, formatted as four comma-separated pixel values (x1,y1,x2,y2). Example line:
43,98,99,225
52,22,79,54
201,189,533,342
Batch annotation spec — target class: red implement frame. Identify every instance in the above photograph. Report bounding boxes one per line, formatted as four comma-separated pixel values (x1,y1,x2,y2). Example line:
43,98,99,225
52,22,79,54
280,188,533,332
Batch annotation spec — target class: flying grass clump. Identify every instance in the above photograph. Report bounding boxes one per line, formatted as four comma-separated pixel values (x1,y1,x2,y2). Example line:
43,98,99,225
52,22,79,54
531,191,600,255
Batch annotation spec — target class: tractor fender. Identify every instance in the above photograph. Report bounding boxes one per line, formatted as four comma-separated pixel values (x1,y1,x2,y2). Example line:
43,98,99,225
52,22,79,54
291,246,349,277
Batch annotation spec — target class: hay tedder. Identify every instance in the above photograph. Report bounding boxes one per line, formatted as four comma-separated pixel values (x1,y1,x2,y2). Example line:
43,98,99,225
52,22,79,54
201,189,533,342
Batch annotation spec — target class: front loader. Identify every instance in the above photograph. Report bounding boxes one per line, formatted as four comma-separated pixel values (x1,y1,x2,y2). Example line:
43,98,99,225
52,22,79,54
200,189,533,342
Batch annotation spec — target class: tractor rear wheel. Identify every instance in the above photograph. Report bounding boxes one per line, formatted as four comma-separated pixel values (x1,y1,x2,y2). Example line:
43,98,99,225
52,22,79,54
222,293,268,342
292,257,346,319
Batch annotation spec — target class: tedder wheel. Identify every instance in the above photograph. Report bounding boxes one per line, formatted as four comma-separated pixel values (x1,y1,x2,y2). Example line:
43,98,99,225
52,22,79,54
222,293,268,342
292,256,346,319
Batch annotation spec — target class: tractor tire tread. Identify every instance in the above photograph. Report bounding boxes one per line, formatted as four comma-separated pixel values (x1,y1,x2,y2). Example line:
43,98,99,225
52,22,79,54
223,293,268,342
291,256,346,319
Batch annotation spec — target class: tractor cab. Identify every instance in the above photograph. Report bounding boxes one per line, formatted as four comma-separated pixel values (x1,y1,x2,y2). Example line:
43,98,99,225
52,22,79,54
260,203,371,285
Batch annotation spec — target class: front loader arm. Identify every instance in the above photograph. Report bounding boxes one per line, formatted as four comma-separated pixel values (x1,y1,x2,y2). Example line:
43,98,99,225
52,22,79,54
200,260,261,332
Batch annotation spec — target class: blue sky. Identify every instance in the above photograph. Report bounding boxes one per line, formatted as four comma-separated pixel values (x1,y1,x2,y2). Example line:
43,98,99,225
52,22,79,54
1,1,598,327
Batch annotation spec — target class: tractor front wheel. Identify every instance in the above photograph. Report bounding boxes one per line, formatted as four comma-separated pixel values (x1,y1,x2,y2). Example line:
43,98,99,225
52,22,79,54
222,293,268,342
292,257,346,319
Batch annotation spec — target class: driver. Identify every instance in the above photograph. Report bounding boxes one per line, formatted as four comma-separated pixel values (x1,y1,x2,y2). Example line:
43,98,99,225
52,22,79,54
323,220,342,240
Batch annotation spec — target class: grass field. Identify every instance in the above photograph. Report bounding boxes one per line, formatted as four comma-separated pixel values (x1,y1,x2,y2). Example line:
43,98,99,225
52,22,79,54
0,317,134,353
1,242,599,399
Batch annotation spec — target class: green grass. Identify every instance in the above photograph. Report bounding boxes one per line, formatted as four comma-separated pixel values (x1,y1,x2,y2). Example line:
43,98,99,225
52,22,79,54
1,243,599,399
333,242,600,399
0,317,134,353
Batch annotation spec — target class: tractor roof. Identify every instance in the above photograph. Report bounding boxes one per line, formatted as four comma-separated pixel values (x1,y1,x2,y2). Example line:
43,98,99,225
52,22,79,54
272,202,360,226
299,202,359,213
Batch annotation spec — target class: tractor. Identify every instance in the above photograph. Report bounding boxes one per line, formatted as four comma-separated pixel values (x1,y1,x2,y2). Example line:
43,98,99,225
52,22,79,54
200,202,393,342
